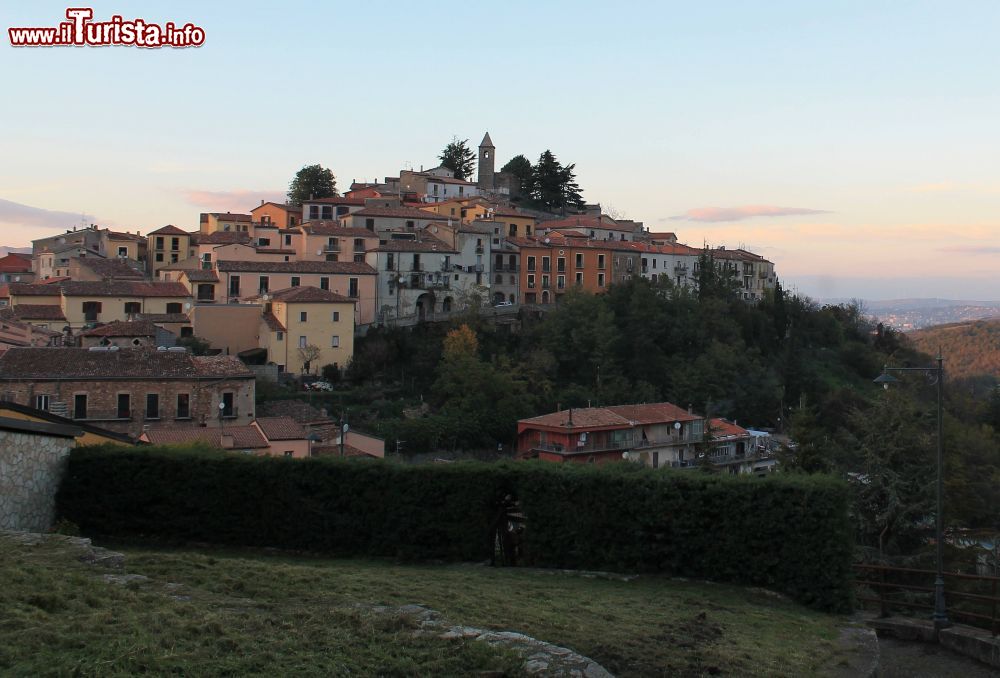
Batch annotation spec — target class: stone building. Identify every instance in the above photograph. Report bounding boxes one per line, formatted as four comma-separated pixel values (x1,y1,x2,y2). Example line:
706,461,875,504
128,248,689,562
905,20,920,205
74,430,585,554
0,347,255,438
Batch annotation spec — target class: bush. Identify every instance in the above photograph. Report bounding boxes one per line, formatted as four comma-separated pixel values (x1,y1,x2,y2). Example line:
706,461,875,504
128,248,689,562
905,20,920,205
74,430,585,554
57,446,853,611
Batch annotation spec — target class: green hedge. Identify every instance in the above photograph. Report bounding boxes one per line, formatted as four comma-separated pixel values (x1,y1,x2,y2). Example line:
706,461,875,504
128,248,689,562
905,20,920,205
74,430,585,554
56,446,853,611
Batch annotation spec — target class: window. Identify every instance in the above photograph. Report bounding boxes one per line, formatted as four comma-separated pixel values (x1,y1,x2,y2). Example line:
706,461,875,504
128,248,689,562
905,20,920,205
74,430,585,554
332,311,340,322
354,238,364,252
155,237,164,250
331,335,340,347
508,224,517,237
290,276,301,287
542,275,550,289
155,252,164,262
259,276,269,293
82,301,102,322
170,253,179,263
320,277,329,290
405,220,415,229
171,237,179,251
299,311,307,322
327,237,339,251
353,254,364,263
35,394,50,411
557,257,566,272
145,393,159,419
365,218,375,230
309,205,319,220
542,256,551,272
229,275,241,296
221,392,235,418
575,253,584,268
197,284,214,301
284,234,292,246
166,302,182,314
349,278,359,298
298,336,307,348
117,246,128,257
527,256,536,272
412,254,421,271
527,274,535,289
598,273,606,287
386,253,395,271
525,225,532,236
598,254,606,269
321,206,332,220
124,302,141,315
117,393,131,419
73,394,87,419
276,331,284,341
575,272,583,285
284,451,294,458
557,275,565,290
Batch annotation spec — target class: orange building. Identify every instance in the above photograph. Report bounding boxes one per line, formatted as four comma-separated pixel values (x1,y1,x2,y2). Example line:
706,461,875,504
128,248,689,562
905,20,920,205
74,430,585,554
510,236,615,305
251,202,302,229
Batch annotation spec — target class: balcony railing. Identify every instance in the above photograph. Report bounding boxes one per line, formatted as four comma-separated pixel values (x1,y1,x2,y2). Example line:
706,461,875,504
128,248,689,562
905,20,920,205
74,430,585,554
495,264,520,272
412,263,424,272
219,406,238,420
74,409,133,422
475,246,485,254
533,438,636,454
541,281,551,289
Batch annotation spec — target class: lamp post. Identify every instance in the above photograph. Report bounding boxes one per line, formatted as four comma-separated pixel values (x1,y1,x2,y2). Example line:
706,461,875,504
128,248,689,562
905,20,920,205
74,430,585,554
873,349,948,630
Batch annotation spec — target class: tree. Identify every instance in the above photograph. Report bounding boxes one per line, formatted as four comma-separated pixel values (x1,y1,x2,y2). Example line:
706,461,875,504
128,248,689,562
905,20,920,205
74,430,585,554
500,155,534,196
177,335,211,356
298,344,321,374
530,150,584,212
438,137,476,181
287,164,337,206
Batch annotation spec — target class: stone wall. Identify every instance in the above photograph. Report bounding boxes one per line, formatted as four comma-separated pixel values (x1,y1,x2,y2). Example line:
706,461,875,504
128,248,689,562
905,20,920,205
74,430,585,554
0,429,74,532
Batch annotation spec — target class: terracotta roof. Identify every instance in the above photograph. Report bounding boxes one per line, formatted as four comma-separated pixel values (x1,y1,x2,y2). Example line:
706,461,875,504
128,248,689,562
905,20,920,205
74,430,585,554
312,443,377,458
647,232,677,241
300,222,379,238
182,269,219,282
10,304,66,321
217,260,375,275
709,418,750,440
251,202,303,213
304,196,366,206
75,257,144,280
0,254,33,272
352,206,453,221
605,403,700,424
257,286,354,304
143,426,268,449
61,281,190,298
255,248,296,255
147,225,191,236
375,235,457,253
78,320,158,338
105,231,145,242
211,213,252,222
0,347,253,380
261,312,286,332
549,229,589,238
197,232,252,245
519,407,632,430
4,283,61,297
256,416,308,441
135,313,190,324
256,399,330,424
427,175,476,185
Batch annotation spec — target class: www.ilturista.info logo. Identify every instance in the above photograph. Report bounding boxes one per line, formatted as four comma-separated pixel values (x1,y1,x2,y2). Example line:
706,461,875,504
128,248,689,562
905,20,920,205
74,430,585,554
9,8,205,48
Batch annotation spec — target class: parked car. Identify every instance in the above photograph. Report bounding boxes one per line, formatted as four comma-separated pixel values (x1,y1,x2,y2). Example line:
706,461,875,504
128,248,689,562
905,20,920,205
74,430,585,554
494,300,514,308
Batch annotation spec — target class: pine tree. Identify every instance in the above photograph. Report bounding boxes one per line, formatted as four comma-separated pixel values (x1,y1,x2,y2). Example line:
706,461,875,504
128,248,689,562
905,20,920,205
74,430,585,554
438,138,476,180
529,150,585,212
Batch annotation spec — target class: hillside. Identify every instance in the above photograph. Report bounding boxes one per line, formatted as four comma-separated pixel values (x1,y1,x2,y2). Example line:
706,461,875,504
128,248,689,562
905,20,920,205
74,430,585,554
908,319,1000,381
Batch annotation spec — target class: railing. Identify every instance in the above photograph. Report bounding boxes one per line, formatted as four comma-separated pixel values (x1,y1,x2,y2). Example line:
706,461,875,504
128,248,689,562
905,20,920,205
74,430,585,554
495,264,520,272
534,438,636,454
542,281,551,289
412,263,423,272
325,244,341,252
854,563,1000,636
475,246,484,254
74,409,133,422
219,406,239,420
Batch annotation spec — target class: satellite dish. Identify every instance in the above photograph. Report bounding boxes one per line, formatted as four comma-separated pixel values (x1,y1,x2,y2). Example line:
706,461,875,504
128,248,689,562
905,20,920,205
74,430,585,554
674,422,682,430
543,237,551,244
184,302,191,310
622,452,628,459
342,424,349,433
398,276,405,283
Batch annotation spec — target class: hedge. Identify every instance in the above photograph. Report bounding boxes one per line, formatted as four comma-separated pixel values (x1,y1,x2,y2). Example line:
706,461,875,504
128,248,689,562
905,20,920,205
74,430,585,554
56,445,853,611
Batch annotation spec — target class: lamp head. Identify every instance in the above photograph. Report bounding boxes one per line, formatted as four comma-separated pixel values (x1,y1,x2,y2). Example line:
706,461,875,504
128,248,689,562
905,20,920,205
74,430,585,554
873,371,898,390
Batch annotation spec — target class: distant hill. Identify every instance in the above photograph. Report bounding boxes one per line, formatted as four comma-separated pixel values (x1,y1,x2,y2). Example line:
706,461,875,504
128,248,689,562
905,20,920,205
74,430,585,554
823,298,1000,330
908,319,1000,381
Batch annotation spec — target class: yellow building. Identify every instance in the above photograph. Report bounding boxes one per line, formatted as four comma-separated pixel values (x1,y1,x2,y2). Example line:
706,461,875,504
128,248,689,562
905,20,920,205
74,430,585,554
255,286,355,375
60,281,192,329
199,212,252,234
147,225,195,277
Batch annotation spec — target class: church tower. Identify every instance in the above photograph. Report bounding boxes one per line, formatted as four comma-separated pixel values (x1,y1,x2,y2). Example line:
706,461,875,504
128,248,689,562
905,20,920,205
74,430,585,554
477,132,495,190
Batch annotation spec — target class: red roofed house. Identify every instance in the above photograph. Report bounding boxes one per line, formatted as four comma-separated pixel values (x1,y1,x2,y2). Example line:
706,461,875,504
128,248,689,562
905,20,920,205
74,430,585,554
59,281,193,329
140,415,312,458
517,402,706,468
251,201,303,229
0,252,35,284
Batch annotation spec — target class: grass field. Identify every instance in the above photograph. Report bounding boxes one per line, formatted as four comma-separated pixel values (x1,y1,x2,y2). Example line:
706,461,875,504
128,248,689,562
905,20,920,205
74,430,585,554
0,533,850,676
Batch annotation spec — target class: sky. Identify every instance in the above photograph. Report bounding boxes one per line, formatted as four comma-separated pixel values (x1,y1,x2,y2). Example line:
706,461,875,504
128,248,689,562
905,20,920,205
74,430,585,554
2,1,999,300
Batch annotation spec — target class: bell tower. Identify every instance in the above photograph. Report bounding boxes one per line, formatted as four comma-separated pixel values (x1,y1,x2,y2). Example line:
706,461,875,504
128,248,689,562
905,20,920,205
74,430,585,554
477,132,495,190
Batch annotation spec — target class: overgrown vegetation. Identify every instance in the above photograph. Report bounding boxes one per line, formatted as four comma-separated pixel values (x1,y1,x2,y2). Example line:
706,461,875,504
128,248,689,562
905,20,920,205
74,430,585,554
0,533,851,678
57,445,854,611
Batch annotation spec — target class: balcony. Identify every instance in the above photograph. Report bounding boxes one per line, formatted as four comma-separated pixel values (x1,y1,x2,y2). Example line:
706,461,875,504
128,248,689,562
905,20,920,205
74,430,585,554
541,281,551,289
533,438,636,454
325,244,341,253
475,246,485,254
759,271,768,279
411,263,424,272
74,409,133,422
219,406,239,420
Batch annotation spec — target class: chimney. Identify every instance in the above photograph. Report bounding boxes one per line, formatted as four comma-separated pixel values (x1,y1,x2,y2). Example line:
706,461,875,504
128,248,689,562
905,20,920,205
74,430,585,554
261,199,265,205
688,404,693,414
220,434,234,449
568,407,573,427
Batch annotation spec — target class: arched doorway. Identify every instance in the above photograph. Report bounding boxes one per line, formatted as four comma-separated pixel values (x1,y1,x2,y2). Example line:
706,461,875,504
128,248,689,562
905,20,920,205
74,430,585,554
508,294,515,304
442,296,453,312
541,290,550,304
416,292,436,320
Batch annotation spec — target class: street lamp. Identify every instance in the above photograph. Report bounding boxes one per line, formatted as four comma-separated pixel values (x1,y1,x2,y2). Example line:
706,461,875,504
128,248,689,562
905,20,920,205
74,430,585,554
873,350,948,630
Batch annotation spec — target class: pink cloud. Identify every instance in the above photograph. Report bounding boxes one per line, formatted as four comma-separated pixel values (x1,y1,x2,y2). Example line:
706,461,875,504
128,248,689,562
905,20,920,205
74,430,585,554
668,205,830,223
182,189,286,213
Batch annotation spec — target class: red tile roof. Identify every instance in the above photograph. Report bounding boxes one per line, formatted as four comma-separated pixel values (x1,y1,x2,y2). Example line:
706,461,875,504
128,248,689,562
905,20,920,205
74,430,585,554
605,403,700,424
261,311,286,332
257,286,355,304
709,418,750,440
520,407,632,430
0,254,33,272
304,196,366,206
75,257,145,280
212,213,252,222
3,283,62,297
256,416,308,441
251,202,303,214
143,426,268,449
135,313,190,324
0,347,253,380
197,231,253,245
217,260,376,275
105,231,145,242
78,320,158,338
182,269,219,282
9,304,66,321
312,443,377,458
61,281,191,298
147,225,191,236
375,234,457,253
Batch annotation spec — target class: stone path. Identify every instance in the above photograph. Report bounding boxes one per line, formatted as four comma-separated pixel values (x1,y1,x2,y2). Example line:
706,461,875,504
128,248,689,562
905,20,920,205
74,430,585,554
878,637,998,677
